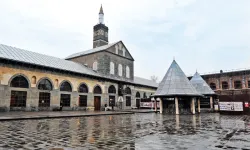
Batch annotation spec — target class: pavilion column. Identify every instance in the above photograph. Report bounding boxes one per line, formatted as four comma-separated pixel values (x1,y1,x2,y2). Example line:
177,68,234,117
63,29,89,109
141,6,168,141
210,96,213,110
160,98,163,114
198,98,201,113
191,98,195,115
154,99,157,112
175,97,179,115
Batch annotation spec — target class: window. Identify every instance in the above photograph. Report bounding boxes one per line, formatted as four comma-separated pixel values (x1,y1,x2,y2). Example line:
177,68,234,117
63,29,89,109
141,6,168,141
93,85,102,94
78,83,88,93
110,62,115,74
122,48,126,56
210,83,216,90
136,92,140,98
109,96,115,106
39,92,50,107
143,92,147,98
126,66,130,78
222,81,228,89
118,64,122,76
10,75,29,88
93,61,98,71
125,87,131,95
79,95,87,107
38,79,52,90
60,94,71,107
234,80,242,89
115,45,118,54
10,91,27,107
60,81,72,92
108,85,116,94
126,96,131,106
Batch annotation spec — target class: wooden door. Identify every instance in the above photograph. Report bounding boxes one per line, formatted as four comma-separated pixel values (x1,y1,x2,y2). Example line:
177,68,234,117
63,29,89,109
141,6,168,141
94,96,101,111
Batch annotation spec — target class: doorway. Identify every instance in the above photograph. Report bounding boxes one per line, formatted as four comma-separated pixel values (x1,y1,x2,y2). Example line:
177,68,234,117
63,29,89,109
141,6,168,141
94,96,101,111
136,99,140,109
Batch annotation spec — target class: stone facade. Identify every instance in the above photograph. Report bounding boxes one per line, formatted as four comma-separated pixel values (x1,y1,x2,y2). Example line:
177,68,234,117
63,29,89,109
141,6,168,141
0,64,156,112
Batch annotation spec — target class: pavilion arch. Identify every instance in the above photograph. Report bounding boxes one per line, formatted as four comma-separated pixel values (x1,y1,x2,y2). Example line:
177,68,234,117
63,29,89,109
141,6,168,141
37,77,54,90
9,74,30,88
93,85,102,94
136,92,141,98
108,85,116,94
59,80,73,92
209,82,216,90
78,83,89,93
222,81,229,89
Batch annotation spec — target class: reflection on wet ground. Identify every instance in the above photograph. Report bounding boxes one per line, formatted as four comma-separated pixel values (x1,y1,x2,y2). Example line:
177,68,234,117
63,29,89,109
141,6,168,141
0,113,249,149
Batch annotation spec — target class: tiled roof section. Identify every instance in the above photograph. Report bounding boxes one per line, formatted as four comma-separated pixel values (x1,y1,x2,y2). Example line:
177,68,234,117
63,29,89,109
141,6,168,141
65,41,119,59
154,60,201,97
0,43,157,88
134,76,158,88
190,72,215,95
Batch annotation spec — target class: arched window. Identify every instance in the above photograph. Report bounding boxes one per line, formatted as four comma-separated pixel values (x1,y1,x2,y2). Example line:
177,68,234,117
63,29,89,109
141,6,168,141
108,85,116,94
60,81,72,92
38,79,52,91
93,61,98,71
126,66,130,78
110,62,115,75
78,83,88,93
10,75,29,88
31,76,36,84
125,87,131,95
210,83,216,90
234,80,242,89
118,64,122,76
143,92,147,98
136,92,140,98
222,81,228,89
93,85,102,94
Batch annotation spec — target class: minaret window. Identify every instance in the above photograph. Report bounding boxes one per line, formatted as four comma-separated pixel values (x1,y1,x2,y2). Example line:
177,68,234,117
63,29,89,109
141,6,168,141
93,61,98,71
118,64,123,76
126,66,130,78
110,62,114,74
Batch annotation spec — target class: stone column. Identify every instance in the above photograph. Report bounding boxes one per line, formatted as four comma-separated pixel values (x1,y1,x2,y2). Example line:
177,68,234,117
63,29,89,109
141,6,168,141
175,115,180,130
191,98,195,115
198,98,201,113
160,98,163,114
210,96,213,109
192,115,196,129
175,97,179,115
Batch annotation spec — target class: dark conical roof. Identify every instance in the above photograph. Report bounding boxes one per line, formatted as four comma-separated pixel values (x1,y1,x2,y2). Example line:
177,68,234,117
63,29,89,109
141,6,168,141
190,72,215,95
154,60,201,97
99,5,104,14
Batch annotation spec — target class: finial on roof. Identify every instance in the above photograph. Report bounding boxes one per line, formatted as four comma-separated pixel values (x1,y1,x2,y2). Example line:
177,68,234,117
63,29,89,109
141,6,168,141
173,56,175,60
99,4,104,14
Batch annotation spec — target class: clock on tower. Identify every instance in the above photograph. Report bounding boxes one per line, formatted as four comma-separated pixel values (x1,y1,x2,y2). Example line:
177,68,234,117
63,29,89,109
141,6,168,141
93,5,109,48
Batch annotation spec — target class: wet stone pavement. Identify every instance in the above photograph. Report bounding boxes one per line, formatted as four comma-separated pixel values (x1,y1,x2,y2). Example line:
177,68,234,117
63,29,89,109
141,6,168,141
0,113,250,150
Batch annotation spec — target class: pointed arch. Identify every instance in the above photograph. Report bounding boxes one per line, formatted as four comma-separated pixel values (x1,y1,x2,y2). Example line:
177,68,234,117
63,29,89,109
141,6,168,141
78,83,89,93
10,74,29,88
108,85,116,94
136,92,140,98
209,82,216,90
93,85,102,94
37,78,53,91
60,81,72,92
125,87,131,95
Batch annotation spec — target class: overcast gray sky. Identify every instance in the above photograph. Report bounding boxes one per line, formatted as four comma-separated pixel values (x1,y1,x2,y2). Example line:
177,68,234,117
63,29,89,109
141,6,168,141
0,0,250,81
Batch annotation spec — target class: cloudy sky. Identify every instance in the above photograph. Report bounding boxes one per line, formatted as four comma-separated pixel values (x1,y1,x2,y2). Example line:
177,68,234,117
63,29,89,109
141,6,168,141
0,0,249,81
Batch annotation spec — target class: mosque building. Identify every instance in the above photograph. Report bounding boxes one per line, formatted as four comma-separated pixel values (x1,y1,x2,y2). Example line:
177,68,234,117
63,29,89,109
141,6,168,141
0,5,158,112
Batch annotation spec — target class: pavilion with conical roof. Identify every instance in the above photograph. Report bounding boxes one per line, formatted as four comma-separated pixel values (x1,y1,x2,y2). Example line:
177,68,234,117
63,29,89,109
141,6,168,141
190,71,216,110
153,60,202,115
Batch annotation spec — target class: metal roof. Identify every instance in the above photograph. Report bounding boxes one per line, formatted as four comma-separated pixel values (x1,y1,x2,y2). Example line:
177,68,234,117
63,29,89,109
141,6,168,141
0,43,157,88
190,72,215,95
154,60,201,97
134,76,158,88
65,41,119,59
